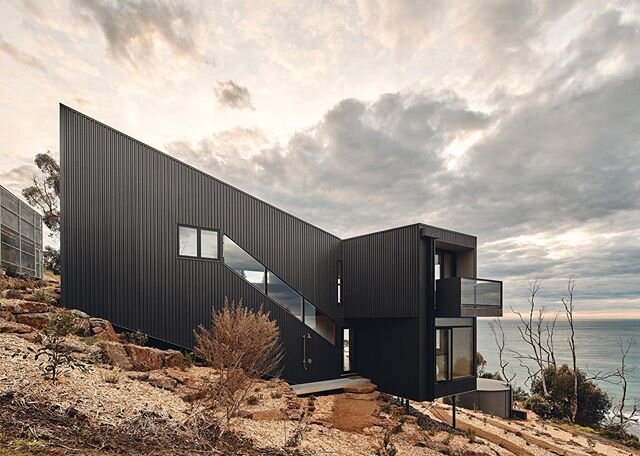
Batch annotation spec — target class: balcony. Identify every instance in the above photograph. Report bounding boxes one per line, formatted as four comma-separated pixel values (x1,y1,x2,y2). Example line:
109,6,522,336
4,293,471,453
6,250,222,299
436,277,503,317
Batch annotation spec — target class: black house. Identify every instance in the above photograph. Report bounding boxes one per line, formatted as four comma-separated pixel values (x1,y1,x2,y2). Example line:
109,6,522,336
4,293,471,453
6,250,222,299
60,105,503,401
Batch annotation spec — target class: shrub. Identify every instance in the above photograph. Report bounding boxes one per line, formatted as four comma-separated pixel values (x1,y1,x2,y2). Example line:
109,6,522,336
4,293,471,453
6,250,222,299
33,312,85,384
4,265,20,278
102,367,122,384
121,330,148,346
512,386,530,402
33,288,52,304
601,424,640,449
524,394,553,418
270,391,283,399
194,298,283,430
246,395,260,405
529,365,611,427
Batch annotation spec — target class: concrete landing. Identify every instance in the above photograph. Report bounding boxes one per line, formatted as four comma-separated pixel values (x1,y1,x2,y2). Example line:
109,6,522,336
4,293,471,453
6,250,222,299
291,375,372,396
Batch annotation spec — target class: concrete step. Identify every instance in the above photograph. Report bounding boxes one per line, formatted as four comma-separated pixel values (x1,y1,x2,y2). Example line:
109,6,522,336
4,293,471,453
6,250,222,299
291,375,372,396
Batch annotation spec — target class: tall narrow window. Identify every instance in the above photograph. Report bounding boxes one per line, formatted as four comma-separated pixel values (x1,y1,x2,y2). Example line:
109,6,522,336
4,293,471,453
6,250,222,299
178,226,198,257
452,327,473,378
304,300,335,344
200,229,219,259
436,328,450,381
337,260,343,305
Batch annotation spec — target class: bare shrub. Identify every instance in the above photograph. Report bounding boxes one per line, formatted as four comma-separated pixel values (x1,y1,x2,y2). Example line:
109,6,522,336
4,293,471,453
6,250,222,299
194,298,283,432
121,330,148,346
102,367,122,384
33,312,86,384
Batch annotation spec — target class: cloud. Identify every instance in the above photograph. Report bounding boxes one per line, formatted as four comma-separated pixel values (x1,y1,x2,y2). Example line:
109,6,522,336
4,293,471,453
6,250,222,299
214,80,254,110
71,0,202,64
0,37,46,70
165,7,640,315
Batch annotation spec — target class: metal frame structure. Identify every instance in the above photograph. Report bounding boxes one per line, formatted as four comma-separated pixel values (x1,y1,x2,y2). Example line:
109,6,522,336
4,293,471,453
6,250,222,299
0,184,43,278
60,104,502,400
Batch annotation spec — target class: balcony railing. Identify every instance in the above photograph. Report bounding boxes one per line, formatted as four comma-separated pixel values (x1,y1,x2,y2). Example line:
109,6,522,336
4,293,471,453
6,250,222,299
436,277,503,317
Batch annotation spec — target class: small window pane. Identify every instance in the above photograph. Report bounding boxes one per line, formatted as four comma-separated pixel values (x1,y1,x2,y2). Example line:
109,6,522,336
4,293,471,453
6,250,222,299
21,203,34,224
268,271,302,320
21,222,34,240
223,235,266,292
1,207,20,231
21,252,35,270
178,226,198,257
0,188,20,213
1,225,20,248
21,236,35,255
1,243,20,265
436,329,450,381
452,327,473,379
304,300,335,344
200,229,219,259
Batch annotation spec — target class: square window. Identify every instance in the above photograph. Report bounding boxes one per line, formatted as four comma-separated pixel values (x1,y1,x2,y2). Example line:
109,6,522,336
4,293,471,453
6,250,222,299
200,229,219,259
178,226,198,257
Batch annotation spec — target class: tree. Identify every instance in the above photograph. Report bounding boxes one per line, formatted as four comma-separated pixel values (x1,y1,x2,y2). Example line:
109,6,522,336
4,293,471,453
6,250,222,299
608,338,639,436
33,312,85,384
22,152,60,234
43,246,61,275
489,318,515,383
194,298,283,434
561,276,578,422
528,365,611,427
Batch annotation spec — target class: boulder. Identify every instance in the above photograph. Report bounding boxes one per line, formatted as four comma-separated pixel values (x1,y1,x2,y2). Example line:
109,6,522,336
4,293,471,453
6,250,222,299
161,350,187,368
98,341,134,371
17,332,42,343
0,311,15,322
94,322,120,342
73,318,92,337
125,344,163,371
89,317,109,328
343,383,378,394
176,386,206,402
126,371,150,381
0,299,49,314
69,309,90,319
0,320,34,334
16,312,52,330
59,339,96,354
147,373,177,390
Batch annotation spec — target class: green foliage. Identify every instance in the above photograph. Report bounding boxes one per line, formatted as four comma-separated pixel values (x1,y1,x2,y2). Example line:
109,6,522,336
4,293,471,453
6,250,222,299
43,246,61,275
21,152,60,233
528,365,611,427
121,330,148,346
33,312,86,384
475,352,486,376
601,423,640,449
512,386,530,402
479,371,503,380
33,288,52,304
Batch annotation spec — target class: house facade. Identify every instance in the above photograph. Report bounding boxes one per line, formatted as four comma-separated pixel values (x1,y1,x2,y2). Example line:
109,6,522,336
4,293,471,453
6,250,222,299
0,184,44,279
60,104,502,401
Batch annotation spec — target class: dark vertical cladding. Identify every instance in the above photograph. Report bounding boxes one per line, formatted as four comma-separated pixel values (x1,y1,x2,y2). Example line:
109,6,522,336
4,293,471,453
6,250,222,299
342,224,421,318
60,105,341,383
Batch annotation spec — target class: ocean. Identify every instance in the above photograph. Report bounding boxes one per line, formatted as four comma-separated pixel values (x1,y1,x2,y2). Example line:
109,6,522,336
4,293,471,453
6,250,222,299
477,318,640,434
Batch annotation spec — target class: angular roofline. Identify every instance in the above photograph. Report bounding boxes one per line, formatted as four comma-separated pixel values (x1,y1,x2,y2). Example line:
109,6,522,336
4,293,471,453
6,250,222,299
60,104,476,246
0,183,43,217
60,103,342,240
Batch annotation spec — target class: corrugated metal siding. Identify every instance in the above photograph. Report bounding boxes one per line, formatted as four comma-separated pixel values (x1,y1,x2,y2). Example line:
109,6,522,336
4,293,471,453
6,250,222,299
342,224,420,318
420,224,476,249
60,105,341,384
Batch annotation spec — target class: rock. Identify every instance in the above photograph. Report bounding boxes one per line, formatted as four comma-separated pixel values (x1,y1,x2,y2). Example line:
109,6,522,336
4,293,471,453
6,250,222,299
176,386,206,402
16,332,42,343
163,368,188,384
236,409,253,418
0,311,15,321
73,318,92,337
343,391,381,401
69,309,90,319
161,350,187,368
59,339,95,354
0,320,34,334
126,372,150,381
16,312,52,330
96,322,120,342
147,373,177,390
98,341,134,371
343,383,377,394
125,344,163,371
0,299,49,314
89,317,109,328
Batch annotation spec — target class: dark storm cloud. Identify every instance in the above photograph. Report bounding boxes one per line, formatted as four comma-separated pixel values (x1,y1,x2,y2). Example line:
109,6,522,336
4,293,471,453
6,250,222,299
0,37,46,70
72,0,200,63
214,80,254,110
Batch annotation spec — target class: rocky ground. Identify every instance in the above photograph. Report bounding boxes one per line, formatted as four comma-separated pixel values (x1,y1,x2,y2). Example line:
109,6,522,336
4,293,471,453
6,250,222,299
1,271,638,455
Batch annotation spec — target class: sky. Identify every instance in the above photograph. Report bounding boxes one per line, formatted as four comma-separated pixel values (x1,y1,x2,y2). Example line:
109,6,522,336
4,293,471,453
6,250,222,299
1,0,639,318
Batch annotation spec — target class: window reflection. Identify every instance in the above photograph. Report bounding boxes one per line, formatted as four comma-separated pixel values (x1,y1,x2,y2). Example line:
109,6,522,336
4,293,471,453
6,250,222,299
304,300,335,344
436,328,450,381
268,272,302,320
452,327,473,378
178,226,198,257
200,229,219,259
223,235,266,293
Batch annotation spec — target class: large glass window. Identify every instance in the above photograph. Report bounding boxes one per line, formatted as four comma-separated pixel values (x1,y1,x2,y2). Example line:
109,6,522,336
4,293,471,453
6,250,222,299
435,320,474,381
223,235,266,292
268,271,302,320
1,244,20,265
200,229,219,259
178,226,198,257
0,187,20,213
452,327,473,378
436,329,450,381
1,207,19,231
1,225,19,248
304,300,335,343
